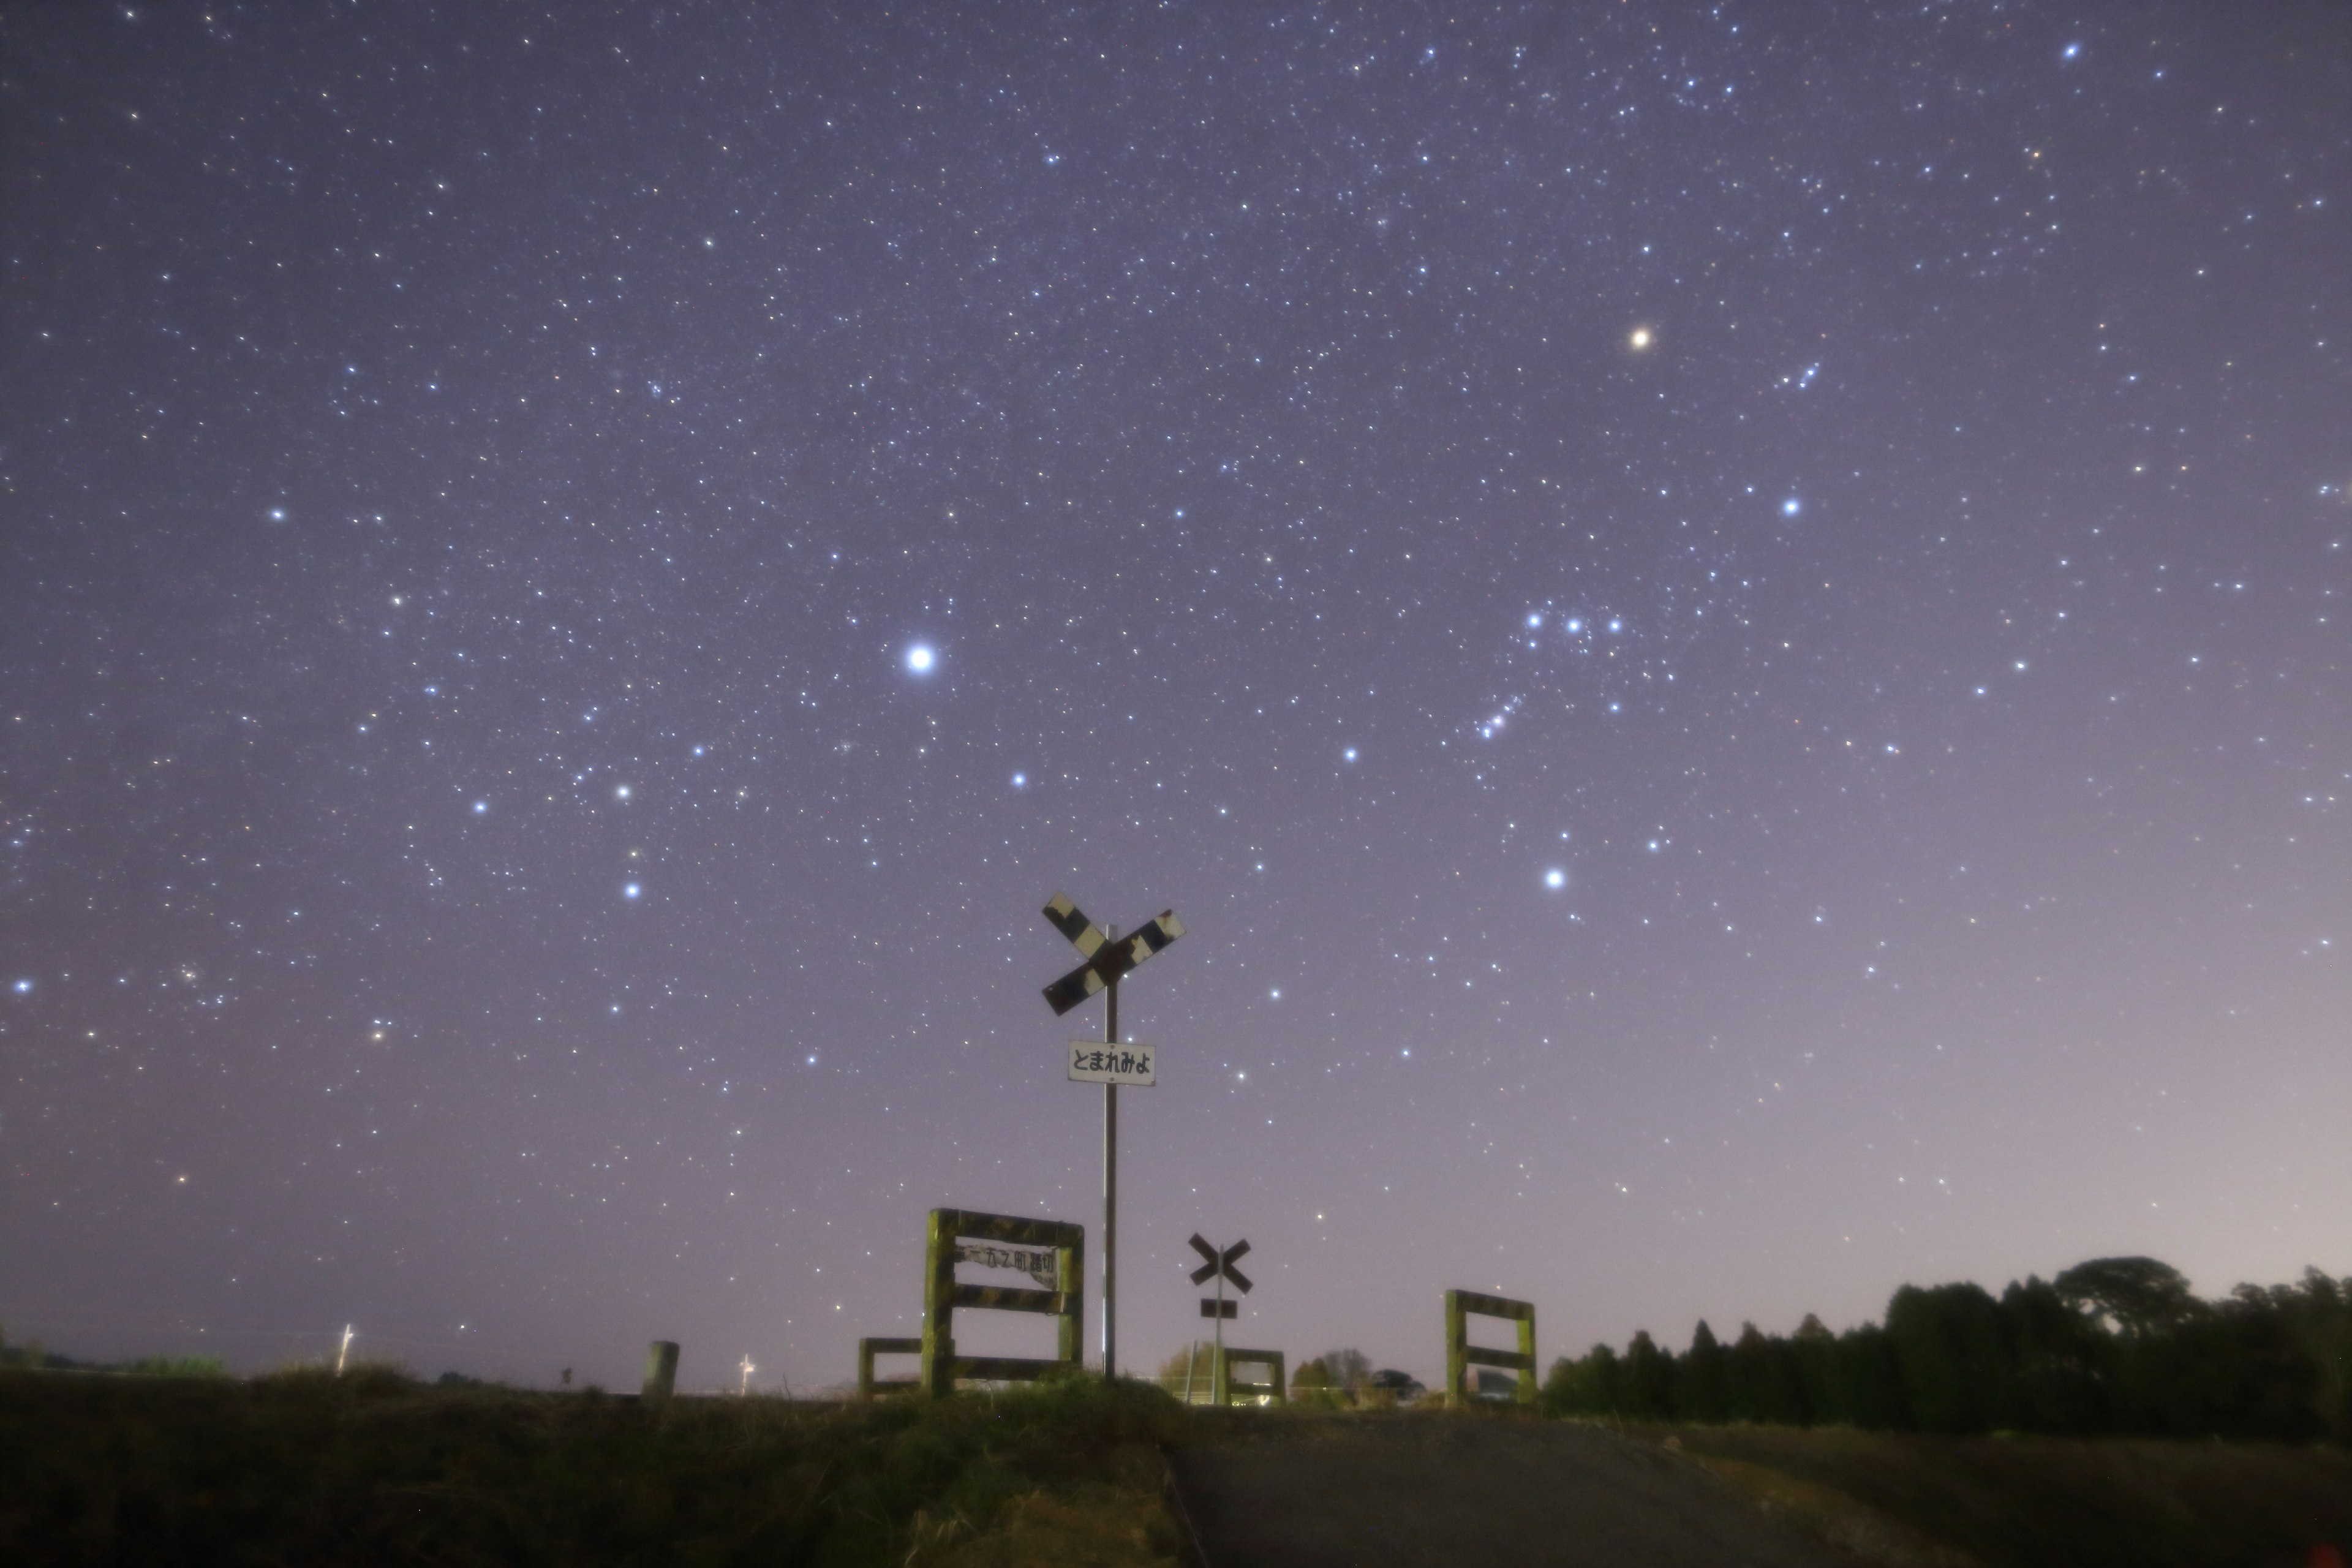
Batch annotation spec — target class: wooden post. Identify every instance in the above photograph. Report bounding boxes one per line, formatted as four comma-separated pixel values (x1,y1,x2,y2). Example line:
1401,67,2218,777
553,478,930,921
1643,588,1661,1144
857,1336,922,1400
1444,1289,1536,1406
1057,1227,1085,1367
1444,1290,1468,1407
922,1209,957,1397
643,1340,679,1406
919,1207,1085,1396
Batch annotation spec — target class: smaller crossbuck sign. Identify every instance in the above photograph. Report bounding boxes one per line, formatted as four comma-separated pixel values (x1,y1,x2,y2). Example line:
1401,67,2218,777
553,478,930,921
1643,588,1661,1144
1189,1234,1251,1294
1069,1042,1156,1085
1040,892,1185,1016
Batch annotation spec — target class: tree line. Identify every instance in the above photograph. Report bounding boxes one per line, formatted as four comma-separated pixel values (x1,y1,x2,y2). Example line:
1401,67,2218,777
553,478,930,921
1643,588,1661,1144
1542,1258,2351,1442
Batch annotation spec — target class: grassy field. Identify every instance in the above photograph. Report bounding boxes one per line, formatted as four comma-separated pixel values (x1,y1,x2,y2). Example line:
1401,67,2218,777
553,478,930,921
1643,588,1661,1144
1647,1419,2352,1568
6,1367,2348,1566
0,1366,1186,1567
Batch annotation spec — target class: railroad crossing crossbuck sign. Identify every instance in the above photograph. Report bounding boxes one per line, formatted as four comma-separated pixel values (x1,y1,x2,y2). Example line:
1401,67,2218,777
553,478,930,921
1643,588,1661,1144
1040,893,1185,1016
1191,1234,1251,1318
1189,1234,1253,1404
1039,890,1188,1383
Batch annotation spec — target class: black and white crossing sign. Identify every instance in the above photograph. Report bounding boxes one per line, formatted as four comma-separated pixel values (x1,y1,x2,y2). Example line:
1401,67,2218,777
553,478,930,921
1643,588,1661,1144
1068,1041,1156,1085
1038,891,1189,1384
1041,893,1185,1016
1189,1233,1253,1378
1189,1234,1252,1294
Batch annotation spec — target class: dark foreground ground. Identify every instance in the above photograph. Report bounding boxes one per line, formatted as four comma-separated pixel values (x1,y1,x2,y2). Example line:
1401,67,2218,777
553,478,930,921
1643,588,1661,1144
4,1368,2347,1566
1170,1415,1844,1567
1172,1409,2352,1568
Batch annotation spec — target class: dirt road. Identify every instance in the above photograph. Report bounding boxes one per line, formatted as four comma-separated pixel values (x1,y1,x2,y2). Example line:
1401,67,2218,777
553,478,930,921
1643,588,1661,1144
1166,1415,1849,1568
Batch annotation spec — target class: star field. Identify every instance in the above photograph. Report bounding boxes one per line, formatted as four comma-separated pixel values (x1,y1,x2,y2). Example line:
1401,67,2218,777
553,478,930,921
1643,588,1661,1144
1,3,2345,1390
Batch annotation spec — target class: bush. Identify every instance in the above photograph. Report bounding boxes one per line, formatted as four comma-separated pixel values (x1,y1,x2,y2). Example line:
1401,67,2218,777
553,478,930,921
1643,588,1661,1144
0,1362,1189,1564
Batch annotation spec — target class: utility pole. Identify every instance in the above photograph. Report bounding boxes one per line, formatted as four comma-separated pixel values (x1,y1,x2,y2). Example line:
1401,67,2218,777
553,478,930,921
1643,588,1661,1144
1102,927,1120,1380
336,1324,355,1376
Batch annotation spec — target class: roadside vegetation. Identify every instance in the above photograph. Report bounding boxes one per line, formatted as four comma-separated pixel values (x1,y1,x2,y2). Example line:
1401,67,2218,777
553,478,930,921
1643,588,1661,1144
0,1365,1185,1567
1541,1257,2352,1442
7,1256,2343,1564
1660,1423,2352,1568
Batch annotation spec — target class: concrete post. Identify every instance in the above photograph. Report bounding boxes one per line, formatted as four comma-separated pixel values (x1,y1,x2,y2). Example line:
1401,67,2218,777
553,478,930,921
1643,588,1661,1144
643,1340,679,1406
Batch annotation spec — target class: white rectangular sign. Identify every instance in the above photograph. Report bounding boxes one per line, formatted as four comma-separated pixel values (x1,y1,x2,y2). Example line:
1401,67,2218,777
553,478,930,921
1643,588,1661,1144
1068,1040,1156,1086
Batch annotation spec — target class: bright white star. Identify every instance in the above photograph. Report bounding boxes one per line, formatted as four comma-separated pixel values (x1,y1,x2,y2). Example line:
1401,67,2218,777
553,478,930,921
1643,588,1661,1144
1545,869,1566,889
905,644,935,673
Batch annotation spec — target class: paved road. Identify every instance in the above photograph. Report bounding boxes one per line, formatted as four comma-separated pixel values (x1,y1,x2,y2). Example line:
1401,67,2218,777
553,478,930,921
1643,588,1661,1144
1167,1416,1850,1568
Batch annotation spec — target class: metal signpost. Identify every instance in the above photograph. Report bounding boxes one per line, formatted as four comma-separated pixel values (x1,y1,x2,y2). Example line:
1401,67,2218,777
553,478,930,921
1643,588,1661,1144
1189,1232,1252,1404
1039,892,1185,1381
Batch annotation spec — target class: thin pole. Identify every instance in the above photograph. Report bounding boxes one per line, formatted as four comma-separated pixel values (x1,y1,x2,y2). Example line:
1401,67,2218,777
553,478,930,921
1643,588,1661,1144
1102,937,1119,1381
1213,1268,1227,1404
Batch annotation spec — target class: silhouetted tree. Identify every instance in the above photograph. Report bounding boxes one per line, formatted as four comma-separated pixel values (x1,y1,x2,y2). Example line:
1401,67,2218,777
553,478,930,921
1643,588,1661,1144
2054,1256,2198,1336
1726,1321,1806,1425
1676,1320,1728,1422
1316,1347,1373,1392
1833,1323,1909,1430
1788,1314,1841,1425
1539,1259,2348,1442
2000,1276,2108,1433
1621,1330,1673,1419
1887,1282,2015,1433
1540,1342,1620,1417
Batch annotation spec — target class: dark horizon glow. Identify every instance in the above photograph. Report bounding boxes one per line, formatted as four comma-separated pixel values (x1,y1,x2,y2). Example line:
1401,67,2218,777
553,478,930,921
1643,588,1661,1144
1,3,2345,1395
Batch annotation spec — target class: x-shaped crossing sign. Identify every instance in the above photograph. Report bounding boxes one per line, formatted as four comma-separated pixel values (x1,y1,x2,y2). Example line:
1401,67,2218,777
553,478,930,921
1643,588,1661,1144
1188,1234,1253,1295
1040,892,1186,1016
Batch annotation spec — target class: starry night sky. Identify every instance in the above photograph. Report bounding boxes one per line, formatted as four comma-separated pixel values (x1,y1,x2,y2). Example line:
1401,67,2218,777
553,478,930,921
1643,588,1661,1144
4,4,2345,1394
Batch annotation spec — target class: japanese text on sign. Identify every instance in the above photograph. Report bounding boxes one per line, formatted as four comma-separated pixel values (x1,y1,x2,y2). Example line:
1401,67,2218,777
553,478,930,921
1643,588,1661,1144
1067,1041,1156,1086
955,1244,1061,1287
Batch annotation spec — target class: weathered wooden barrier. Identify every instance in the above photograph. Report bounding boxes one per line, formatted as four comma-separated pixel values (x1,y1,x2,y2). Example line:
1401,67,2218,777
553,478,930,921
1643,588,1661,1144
1213,1344,1286,1406
856,1336,922,1400
921,1207,1085,1395
1444,1288,1536,1405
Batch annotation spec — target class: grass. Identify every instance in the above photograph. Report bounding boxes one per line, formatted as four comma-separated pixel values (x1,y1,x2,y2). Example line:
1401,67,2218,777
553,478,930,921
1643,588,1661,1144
0,1365,1188,1567
1652,1420,2352,1568
8,1364,2346,1567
